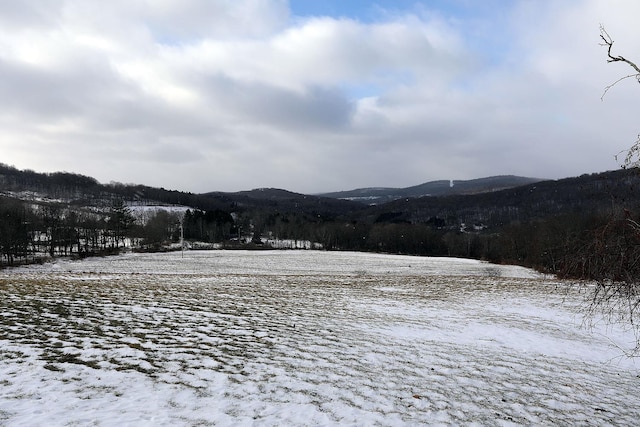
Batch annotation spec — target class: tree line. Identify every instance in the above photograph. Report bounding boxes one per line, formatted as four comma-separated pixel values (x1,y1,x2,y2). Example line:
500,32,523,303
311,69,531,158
0,197,239,265
0,198,136,265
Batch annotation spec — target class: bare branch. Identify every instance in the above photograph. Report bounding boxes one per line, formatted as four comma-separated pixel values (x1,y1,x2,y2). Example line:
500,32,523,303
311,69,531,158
600,25,640,101
602,26,640,171
601,74,639,100
600,25,640,75
615,134,640,169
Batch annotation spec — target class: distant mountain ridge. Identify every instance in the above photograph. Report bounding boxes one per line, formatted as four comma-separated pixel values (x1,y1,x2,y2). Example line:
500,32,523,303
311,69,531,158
318,175,544,204
4,165,636,235
0,163,542,207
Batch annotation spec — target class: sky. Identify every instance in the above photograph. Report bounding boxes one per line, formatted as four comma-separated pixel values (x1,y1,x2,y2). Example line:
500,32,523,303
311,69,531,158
1,0,639,194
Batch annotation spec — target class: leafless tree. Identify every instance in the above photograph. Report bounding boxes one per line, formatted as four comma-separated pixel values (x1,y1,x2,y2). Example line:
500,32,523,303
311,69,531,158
585,26,640,354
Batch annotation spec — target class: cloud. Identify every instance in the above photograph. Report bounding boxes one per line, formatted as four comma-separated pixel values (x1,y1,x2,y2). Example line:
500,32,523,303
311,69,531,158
1,0,640,193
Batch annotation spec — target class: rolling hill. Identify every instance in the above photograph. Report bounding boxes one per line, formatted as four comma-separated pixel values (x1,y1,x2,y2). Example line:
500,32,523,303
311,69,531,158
318,175,544,204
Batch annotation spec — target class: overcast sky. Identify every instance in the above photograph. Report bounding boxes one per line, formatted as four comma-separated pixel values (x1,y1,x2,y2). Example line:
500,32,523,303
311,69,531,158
1,0,639,194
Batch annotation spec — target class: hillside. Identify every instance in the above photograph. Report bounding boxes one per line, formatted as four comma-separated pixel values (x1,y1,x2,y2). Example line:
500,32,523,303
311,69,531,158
362,169,640,228
0,164,362,221
203,188,364,218
319,175,543,204
2,163,638,229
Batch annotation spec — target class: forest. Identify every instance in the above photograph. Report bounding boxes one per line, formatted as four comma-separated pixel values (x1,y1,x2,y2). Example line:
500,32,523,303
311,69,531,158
1,163,640,284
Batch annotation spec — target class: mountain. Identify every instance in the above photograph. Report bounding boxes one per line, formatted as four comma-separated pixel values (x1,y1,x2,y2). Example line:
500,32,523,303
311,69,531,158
2,162,629,226
318,175,544,204
0,163,363,218
359,169,640,227
203,188,364,218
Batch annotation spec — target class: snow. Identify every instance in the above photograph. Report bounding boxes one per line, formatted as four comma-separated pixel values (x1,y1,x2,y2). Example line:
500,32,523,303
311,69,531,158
1,250,639,426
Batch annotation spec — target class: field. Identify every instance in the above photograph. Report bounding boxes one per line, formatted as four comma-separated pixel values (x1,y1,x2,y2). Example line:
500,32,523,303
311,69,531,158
1,250,639,426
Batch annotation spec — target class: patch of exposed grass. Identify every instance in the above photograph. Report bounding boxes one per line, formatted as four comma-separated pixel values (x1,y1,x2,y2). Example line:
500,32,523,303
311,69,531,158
43,364,65,372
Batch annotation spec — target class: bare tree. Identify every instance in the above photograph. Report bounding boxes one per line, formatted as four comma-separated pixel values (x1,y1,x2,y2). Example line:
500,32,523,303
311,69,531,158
587,26,640,354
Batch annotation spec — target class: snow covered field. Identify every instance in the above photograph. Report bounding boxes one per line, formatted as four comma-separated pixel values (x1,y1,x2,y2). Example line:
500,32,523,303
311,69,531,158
1,250,639,426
